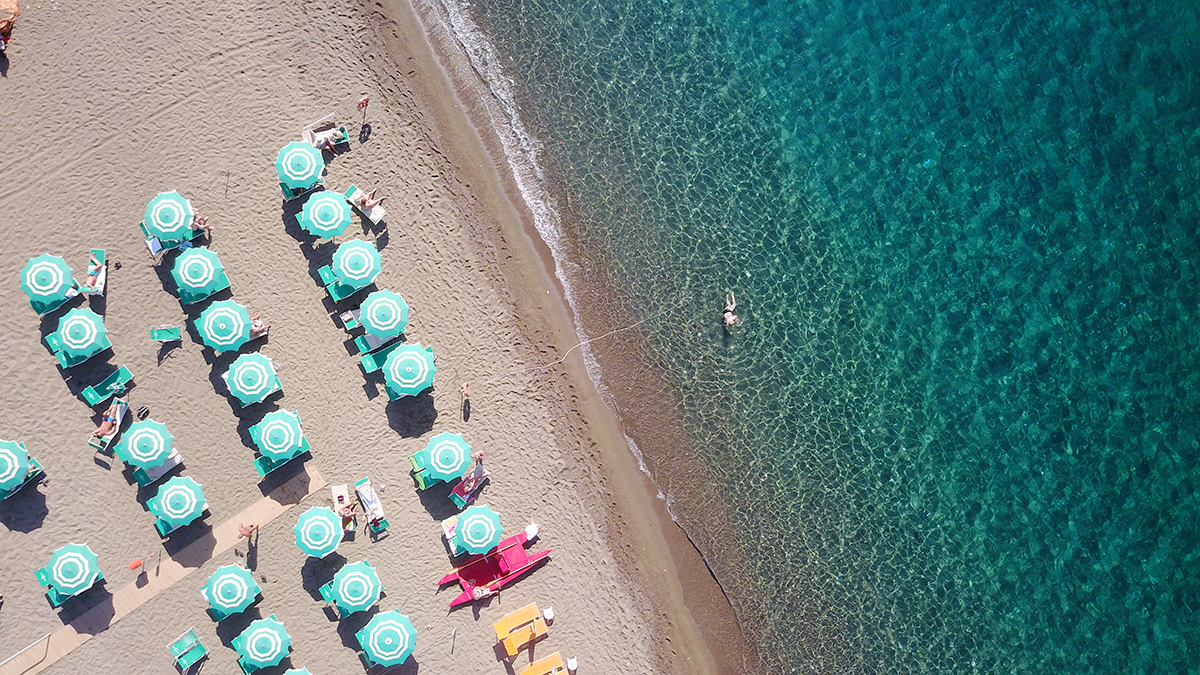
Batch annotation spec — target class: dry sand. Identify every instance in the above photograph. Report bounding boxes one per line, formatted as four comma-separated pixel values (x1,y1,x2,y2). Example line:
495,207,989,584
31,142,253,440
0,0,747,673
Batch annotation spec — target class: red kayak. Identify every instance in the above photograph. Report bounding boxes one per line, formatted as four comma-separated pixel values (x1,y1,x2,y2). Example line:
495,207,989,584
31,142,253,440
438,532,551,608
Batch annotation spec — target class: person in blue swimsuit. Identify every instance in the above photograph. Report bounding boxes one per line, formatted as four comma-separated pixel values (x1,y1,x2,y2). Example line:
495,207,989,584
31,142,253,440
83,254,103,289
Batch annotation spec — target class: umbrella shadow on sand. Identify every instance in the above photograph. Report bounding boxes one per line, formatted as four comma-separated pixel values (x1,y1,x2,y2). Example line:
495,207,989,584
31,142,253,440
416,481,459,522
336,606,378,650
256,452,311,497
55,583,114,632
385,390,437,438
301,553,346,601
0,484,48,531
163,521,216,560
215,606,262,648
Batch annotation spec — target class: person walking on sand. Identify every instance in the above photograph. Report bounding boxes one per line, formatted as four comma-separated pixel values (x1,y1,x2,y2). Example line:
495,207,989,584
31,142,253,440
238,523,258,539
461,382,471,421
722,291,739,330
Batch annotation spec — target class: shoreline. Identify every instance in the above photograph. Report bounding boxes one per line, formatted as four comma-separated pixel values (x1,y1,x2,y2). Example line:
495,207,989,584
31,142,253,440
364,0,755,671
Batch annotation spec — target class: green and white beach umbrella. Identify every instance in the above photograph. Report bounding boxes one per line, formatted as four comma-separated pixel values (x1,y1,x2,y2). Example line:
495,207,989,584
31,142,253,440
453,504,503,554
47,543,101,596
56,308,108,359
294,506,341,558
0,440,30,492
358,610,417,666
236,615,292,669
299,191,351,238
283,670,314,675
360,290,410,339
254,410,304,460
423,432,472,482
21,254,74,308
171,246,225,297
202,563,260,616
144,191,195,242
382,343,436,397
150,476,206,529
225,353,280,405
119,419,174,469
276,142,324,191
330,560,382,614
331,239,381,289
196,300,252,353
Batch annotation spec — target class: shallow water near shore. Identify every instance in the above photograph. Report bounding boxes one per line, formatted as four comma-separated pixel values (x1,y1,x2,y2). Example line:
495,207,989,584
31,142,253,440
448,0,1200,671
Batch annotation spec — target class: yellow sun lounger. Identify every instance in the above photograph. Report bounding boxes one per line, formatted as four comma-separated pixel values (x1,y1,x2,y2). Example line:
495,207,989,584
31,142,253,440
494,602,548,657
519,651,566,675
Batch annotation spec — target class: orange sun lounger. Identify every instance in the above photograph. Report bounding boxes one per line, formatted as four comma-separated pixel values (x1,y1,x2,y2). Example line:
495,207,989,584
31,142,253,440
494,602,548,657
519,651,566,675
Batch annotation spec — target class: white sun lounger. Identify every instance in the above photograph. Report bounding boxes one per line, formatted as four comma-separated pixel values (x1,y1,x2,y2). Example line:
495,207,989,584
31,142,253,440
344,185,386,225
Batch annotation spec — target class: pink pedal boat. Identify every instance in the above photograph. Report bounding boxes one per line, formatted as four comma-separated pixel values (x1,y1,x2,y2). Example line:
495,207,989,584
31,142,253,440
438,528,551,608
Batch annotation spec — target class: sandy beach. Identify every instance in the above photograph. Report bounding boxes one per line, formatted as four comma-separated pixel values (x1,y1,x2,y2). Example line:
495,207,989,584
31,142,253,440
0,0,750,673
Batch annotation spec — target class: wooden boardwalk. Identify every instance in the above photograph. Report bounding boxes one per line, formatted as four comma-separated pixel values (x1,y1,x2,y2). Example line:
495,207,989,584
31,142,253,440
0,466,326,675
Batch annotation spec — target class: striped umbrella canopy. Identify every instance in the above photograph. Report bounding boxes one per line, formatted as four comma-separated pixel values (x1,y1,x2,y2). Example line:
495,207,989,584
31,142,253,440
382,343,436,397
196,300,252,353
0,440,29,492
330,561,382,615
299,191,351,238
47,543,101,596
357,610,417,666
225,353,280,405
150,476,206,529
423,432,472,482
171,246,225,297
360,290,410,339
253,410,304,460
118,419,174,469
294,506,341,558
283,670,314,675
275,142,323,191
236,615,292,669
143,191,195,242
56,308,108,359
20,254,74,307
202,563,260,616
331,239,381,289
453,504,503,555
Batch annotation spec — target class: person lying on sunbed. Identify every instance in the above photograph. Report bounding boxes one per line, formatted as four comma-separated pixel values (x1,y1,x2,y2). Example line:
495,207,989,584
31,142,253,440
84,254,103,289
312,128,348,154
192,214,213,234
354,188,386,210
250,314,271,338
459,450,487,493
93,401,121,437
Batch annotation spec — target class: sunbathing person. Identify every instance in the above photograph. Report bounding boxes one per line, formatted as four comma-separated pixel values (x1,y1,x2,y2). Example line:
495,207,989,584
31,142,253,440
0,8,17,52
312,128,347,154
250,314,271,338
83,254,103,289
92,401,121,437
354,188,385,210
192,214,212,234
458,450,488,494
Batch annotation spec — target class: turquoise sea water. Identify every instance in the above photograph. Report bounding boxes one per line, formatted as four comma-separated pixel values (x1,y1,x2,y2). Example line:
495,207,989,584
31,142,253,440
450,0,1200,671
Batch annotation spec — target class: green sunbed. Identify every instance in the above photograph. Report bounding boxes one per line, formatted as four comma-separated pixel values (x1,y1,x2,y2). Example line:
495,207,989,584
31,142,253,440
168,628,208,672
359,339,404,374
2,455,45,501
253,450,304,477
339,308,362,332
55,336,113,369
408,450,432,490
81,366,133,406
45,331,63,352
132,453,182,486
30,282,80,316
151,325,183,342
353,332,396,355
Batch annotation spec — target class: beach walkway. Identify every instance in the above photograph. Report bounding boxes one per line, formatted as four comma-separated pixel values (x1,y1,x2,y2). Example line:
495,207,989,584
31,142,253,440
0,466,326,675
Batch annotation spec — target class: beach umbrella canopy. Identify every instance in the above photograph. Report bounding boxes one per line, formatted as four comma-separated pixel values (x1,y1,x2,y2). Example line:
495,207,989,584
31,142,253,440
47,543,101,596
196,300,252,352
294,506,341,558
118,419,174,469
454,504,503,555
171,246,225,297
276,142,324,191
382,343,436,397
225,353,280,405
0,440,29,492
360,290,410,339
283,670,314,675
21,254,74,308
253,410,304,460
330,561,382,615
358,610,417,666
56,308,108,359
236,615,292,669
143,191,195,242
331,239,381,289
150,476,206,529
202,563,260,616
299,191,351,238
423,432,472,482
